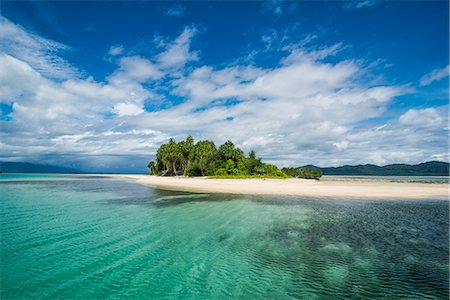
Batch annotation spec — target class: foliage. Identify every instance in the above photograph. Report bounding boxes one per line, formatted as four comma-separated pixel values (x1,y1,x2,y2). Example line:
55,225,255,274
281,167,323,180
190,140,216,176
281,167,299,177
299,168,323,179
217,141,245,163
148,137,287,178
147,161,156,175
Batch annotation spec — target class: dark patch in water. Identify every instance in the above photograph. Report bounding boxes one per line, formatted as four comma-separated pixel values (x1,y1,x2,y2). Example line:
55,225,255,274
218,233,231,242
242,200,449,299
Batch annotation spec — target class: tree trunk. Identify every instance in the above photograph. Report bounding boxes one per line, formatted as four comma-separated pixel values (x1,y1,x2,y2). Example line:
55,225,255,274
172,160,178,176
200,164,205,176
162,166,169,176
183,160,190,176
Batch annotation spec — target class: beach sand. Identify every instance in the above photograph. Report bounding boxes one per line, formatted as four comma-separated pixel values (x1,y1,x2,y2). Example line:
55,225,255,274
106,175,449,200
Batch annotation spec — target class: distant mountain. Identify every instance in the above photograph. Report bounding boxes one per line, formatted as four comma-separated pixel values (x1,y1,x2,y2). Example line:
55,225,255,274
2,160,449,176
0,162,79,174
302,161,449,176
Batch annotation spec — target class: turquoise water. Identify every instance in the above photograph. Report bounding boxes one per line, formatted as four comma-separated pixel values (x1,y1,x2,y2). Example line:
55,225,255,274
1,174,448,299
324,175,449,183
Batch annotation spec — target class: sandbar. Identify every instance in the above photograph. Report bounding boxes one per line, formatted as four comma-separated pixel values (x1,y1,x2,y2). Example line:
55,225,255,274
105,175,449,200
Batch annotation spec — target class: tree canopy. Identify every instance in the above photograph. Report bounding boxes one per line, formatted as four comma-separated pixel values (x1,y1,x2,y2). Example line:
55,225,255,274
148,137,322,179
148,137,287,178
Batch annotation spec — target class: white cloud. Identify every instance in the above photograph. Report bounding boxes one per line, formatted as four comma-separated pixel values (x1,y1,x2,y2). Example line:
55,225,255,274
156,26,198,70
281,43,344,64
333,140,349,151
419,65,449,86
114,103,144,117
129,45,414,166
109,56,162,84
0,17,447,172
342,107,448,166
164,4,186,18
261,29,278,50
344,0,383,10
399,108,445,127
263,0,283,15
0,54,41,101
108,45,124,56
0,16,80,80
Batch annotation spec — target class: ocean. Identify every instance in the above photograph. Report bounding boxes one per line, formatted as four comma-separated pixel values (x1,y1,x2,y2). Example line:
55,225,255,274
1,174,448,299
323,175,449,183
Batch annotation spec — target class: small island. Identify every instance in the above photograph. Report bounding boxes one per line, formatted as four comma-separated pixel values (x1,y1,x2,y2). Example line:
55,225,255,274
147,136,322,179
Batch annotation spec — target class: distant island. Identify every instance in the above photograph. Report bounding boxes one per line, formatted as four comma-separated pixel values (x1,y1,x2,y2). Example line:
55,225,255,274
2,155,447,178
147,137,321,179
0,162,79,174
295,161,449,176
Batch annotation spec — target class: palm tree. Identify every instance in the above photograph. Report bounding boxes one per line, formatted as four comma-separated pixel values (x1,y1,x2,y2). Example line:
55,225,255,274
147,161,156,175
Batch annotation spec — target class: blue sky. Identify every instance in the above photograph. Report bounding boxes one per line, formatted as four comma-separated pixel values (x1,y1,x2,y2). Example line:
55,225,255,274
0,0,448,173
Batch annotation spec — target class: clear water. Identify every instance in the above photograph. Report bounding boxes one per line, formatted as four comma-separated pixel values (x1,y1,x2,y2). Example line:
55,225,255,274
1,174,448,299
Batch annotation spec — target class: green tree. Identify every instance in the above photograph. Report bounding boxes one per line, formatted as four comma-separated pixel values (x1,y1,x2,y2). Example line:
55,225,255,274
281,167,300,177
151,136,302,179
156,143,170,175
178,136,194,176
147,161,156,175
155,138,185,176
192,140,217,176
217,140,245,163
167,138,184,175
246,150,263,174
292,168,323,179
265,164,286,177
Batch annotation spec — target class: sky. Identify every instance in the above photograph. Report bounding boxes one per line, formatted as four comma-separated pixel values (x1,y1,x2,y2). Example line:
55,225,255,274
0,0,448,173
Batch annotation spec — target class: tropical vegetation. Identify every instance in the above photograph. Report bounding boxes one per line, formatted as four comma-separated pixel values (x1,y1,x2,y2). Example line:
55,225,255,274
281,167,323,180
147,137,292,178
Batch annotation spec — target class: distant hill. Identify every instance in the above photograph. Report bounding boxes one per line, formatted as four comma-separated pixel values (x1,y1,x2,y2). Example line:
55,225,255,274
302,161,449,176
0,162,79,174
2,160,448,176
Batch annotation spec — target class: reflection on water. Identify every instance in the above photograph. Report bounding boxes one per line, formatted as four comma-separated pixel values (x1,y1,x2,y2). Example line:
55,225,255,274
1,174,448,299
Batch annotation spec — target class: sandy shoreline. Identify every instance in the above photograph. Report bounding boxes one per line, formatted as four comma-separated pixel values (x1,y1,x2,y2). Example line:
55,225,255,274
105,174,449,200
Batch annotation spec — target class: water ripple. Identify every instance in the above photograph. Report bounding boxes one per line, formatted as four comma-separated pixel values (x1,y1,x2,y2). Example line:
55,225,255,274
1,175,448,299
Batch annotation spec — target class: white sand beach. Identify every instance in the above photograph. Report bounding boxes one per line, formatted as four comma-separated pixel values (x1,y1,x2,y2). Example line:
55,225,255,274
107,175,449,200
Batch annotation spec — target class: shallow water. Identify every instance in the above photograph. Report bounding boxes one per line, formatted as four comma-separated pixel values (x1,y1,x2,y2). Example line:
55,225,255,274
324,175,449,183
1,174,448,299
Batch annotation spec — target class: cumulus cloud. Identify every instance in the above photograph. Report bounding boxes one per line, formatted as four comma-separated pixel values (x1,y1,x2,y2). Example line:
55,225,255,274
109,56,162,84
419,65,449,86
343,107,448,165
0,17,447,172
114,103,144,117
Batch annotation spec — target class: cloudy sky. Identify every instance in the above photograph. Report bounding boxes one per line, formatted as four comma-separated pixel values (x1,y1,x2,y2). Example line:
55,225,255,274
0,1,448,173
